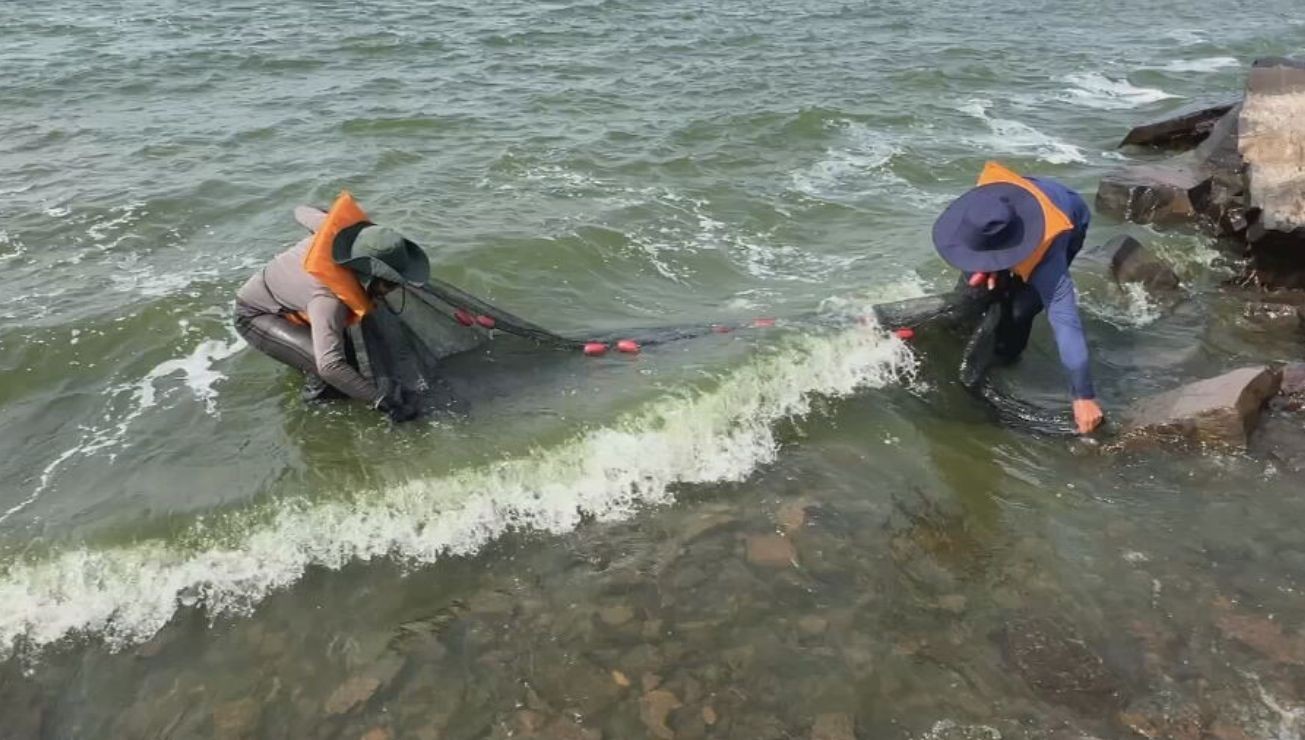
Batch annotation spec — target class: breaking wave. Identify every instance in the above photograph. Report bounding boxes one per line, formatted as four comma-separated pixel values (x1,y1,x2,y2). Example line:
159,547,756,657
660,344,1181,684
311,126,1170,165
1058,72,1178,110
1158,56,1240,73
959,99,1087,164
0,319,915,659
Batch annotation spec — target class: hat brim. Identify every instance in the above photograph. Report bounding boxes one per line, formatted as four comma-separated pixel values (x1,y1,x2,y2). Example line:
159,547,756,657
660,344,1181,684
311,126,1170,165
931,183,1046,273
334,224,431,287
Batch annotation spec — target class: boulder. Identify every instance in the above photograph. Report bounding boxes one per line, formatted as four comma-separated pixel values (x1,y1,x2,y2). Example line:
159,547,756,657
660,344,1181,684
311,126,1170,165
1239,58,1305,286
1099,235,1181,291
1240,300,1304,332
745,534,796,568
1099,93,1248,239
1193,104,1250,236
638,689,681,740
1095,158,1213,229
1122,366,1283,449
810,712,856,740
998,614,1125,715
1282,362,1305,397
1120,99,1237,149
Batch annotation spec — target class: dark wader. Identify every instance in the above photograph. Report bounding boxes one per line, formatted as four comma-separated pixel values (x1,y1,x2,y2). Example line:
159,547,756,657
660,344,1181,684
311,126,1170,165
234,303,358,398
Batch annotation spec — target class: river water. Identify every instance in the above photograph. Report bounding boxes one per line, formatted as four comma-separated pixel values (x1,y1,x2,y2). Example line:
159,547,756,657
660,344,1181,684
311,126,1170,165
3,1,1305,737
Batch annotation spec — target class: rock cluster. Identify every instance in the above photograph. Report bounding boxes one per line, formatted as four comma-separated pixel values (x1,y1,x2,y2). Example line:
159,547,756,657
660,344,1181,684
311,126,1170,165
1099,58,1305,287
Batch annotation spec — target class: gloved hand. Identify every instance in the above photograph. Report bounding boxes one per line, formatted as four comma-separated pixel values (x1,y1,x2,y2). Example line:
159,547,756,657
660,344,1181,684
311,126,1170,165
374,380,420,423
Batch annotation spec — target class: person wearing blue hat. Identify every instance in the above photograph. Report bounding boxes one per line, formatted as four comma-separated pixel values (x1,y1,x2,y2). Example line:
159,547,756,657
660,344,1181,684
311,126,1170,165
931,162,1104,435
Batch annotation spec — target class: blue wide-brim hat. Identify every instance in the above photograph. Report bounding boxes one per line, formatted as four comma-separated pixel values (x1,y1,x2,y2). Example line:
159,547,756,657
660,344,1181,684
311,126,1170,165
931,182,1046,273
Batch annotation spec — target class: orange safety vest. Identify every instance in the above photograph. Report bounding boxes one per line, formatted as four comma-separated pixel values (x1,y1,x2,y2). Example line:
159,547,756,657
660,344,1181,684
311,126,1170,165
976,161,1073,282
291,191,374,325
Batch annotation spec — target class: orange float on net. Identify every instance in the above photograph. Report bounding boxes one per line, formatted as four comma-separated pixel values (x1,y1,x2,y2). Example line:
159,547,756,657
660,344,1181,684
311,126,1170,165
751,317,776,328
583,342,608,356
475,314,496,329
616,339,640,354
453,308,475,326
893,328,915,340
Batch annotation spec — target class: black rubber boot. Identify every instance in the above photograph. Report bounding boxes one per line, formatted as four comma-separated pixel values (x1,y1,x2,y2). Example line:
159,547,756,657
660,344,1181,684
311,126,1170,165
301,374,347,403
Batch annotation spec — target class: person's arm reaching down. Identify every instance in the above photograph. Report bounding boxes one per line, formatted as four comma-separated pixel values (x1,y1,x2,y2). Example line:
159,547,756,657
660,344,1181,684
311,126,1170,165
305,295,383,403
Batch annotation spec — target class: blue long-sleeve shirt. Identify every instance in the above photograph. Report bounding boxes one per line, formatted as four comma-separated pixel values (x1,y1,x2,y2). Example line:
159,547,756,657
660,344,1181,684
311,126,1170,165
1023,176,1094,400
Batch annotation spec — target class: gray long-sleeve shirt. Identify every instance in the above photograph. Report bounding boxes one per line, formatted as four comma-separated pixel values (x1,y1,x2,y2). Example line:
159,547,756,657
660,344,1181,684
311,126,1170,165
235,238,382,403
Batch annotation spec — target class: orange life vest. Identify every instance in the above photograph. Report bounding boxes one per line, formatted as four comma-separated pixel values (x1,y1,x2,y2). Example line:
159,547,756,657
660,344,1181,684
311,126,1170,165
294,191,374,325
976,161,1073,282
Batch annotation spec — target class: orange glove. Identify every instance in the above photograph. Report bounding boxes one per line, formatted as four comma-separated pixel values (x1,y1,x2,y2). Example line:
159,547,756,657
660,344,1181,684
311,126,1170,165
1072,398,1104,435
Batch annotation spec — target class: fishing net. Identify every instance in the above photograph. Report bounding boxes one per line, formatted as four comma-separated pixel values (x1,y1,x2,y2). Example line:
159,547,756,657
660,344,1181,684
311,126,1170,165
350,275,727,415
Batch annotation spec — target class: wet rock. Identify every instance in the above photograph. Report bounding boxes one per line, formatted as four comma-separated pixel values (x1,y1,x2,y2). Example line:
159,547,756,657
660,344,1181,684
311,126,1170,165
701,706,718,726
678,508,740,544
745,534,797,568
538,717,602,740
1208,721,1255,740
597,605,636,627
360,728,392,740
1122,98,1231,150
1240,300,1304,332
1095,159,1213,229
1239,58,1305,286
639,689,682,739
1212,597,1305,665
1281,362,1305,397
998,615,1125,714
467,590,516,616
777,500,810,533
212,698,261,740
1118,694,1204,740
1098,235,1181,291
798,615,830,636
610,670,631,688
1121,99,1237,149
811,712,856,740
554,661,625,717
936,594,968,614
1122,366,1283,450
325,654,406,716
1100,101,1247,238
516,709,548,733
641,673,663,692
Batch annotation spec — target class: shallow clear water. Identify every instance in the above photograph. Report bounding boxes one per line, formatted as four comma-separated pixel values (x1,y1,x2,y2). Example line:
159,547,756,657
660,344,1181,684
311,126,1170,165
3,0,1305,737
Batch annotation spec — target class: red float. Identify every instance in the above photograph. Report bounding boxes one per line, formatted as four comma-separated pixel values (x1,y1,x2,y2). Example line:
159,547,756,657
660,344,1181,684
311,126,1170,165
583,342,608,356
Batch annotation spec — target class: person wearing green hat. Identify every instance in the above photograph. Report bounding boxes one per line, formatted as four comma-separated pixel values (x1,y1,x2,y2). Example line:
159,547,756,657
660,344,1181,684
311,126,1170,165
233,203,431,422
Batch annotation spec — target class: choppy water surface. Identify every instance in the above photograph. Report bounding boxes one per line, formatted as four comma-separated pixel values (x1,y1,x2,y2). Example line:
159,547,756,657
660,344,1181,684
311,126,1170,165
3,0,1305,737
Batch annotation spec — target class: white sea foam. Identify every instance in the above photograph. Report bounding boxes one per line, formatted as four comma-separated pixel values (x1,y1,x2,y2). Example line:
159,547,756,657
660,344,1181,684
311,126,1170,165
1164,29,1207,46
131,335,246,415
1059,72,1177,110
0,230,23,261
959,99,1086,165
0,320,915,657
625,188,859,284
1082,281,1164,329
791,120,948,210
1159,57,1240,73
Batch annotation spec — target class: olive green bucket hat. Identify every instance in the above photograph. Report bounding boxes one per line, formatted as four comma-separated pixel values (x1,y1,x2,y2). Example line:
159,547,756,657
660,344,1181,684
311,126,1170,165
333,224,431,287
